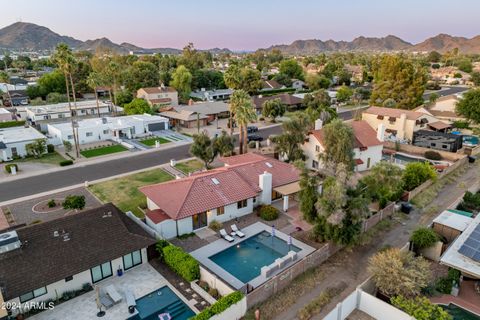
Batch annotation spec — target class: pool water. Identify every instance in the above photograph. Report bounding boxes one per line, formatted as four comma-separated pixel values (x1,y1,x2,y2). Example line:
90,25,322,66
441,304,480,320
128,286,195,320
209,231,300,283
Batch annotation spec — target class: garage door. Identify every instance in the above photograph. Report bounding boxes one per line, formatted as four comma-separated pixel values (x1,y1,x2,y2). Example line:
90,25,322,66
148,122,166,131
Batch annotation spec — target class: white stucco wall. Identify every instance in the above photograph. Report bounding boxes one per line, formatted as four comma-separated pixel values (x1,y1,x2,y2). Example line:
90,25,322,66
301,136,324,170
207,199,254,225
146,216,177,239
177,217,194,235
353,144,383,171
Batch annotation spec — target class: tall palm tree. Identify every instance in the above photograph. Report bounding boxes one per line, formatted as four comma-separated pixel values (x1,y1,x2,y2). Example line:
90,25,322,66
104,60,121,114
86,72,103,117
230,90,257,154
52,43,80,158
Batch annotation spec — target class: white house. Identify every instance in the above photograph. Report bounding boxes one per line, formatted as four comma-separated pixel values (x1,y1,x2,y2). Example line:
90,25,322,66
302,119,384,172
0,126,47,161
140,153,300,239
291,79,305,90
47,114,169,145
190,89,233,102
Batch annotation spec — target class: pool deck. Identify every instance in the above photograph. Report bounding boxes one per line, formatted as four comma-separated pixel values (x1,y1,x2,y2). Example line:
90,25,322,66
190,222,315,290
31,263,199,320
431,280,480,317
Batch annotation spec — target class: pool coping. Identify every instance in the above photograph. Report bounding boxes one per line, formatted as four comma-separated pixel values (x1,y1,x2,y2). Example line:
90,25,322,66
190,222,315,290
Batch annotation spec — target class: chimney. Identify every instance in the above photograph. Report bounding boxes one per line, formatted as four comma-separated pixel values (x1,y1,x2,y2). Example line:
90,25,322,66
377,123,385,142
314,119,323,130
258,171,273,205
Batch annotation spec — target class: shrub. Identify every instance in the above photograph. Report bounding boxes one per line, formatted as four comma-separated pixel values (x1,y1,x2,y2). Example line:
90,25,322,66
259,205,279,221
0,120,25,129
162,244,200,281
47,144,55,153
424,151,442,161
155,239,170,260
402,162,437,191
62,195,86,210
82,283,93,292
457,191,480,212
453,120,470,129
208,288,219,299
4,163,18,174
59,160,74,166
248,141,256,148
435,268,461,294
209,220,223,232
191,291,244,320
47,199,56,208
410,227,438,250
391,296,451,320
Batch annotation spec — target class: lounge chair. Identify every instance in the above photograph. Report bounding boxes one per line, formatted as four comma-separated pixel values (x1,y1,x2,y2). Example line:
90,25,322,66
100,294,115,309
220,229,234,242
231,224,245,238
105,285,122,304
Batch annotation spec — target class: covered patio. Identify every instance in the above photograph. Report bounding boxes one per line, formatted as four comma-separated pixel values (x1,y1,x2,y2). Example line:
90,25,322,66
271,182,313,232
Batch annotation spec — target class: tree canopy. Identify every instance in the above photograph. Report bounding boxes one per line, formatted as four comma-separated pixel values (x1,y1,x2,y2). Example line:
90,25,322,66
261,98,286,122
319,119,354,171
456,89,480,123
359,162,404,207
171,65,193,102
402,162,437,191
279,59,304,80
123,98,151,115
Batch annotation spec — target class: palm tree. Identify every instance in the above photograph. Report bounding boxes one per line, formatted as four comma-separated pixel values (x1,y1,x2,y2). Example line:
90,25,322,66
52,43,80,158
230,90,257,154
0,72,12,108
104,60,121,114
86,72,103,117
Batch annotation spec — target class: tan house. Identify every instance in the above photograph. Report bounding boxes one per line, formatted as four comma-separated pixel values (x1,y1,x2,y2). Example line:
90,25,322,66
362,106,438,141
137,85,178,109
414,95,465,122
159,109,208,128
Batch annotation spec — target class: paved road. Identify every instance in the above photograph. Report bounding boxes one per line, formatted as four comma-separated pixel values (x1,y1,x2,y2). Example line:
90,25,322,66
0,108,360,202
423,86,469,100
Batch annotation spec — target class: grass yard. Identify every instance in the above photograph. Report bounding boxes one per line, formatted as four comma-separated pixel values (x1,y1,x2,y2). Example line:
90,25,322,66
174,159,204,174
89,168,173,218
140,137,170,146
80,145,127,158
15,151,68,166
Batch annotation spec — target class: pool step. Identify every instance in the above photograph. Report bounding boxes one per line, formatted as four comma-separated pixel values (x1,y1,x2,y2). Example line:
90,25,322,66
165,300,187,317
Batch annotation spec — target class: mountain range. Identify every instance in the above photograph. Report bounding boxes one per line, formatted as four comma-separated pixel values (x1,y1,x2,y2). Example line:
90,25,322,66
1,22,480,55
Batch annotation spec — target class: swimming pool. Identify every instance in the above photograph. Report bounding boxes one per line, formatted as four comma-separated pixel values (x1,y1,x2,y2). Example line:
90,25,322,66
441,304,480,320
128,286,195,320
209,231,300,283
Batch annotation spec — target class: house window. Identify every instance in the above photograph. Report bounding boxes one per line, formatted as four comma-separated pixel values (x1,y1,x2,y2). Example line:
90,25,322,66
58,113,64,118
123,250,142,271
367,158,371,168
312,160,319,169
237,199,248,209
19,287,47,303
90,262,112,283
217,206,225,215
86,132,93,137
65,275,73,282
67,135,74,140
315,145,320,152
442,144,448,149
103,130,109,134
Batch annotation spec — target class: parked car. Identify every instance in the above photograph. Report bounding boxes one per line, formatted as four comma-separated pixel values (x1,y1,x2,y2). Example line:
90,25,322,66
247,126,258,133
247,134,263,142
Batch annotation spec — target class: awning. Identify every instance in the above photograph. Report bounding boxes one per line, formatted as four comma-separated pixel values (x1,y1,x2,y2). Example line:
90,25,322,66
273,181,301,195
429,121,452,131
354,158,364,165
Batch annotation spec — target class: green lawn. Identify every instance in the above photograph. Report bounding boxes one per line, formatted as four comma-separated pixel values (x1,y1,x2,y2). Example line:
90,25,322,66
175,159,204,174
140,137,170,146
89,169,174,217
15,152,68,166
80,145,128,158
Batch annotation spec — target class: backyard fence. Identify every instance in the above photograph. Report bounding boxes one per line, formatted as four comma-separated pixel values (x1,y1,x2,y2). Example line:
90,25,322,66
362,202,396,233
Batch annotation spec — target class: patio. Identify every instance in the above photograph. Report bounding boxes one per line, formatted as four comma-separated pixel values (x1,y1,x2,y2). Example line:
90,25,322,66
431,279,480,316
31,263,198,320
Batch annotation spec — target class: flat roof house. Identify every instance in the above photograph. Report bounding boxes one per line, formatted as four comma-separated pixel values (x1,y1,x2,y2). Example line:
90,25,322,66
0,203,155,317
0,126,46,161
302,120,384,172
47,114,169,145
140,153,300,239
137,85,178,109
190,89,233,102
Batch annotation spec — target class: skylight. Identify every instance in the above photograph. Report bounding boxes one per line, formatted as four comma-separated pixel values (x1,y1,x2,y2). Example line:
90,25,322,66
211,178,220,185
265,162,273,168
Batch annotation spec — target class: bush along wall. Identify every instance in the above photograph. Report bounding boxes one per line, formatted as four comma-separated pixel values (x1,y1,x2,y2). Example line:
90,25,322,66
161,244,200,282
190,291,244,320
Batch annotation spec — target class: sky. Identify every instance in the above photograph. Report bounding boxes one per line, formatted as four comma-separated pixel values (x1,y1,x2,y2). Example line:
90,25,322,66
1,0,479,51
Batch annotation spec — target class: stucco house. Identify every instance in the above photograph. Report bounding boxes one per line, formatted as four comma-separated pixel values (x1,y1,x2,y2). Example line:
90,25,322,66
137,85,178,108
414,95,466,123
0,126,47,161
140,153,300,239
0,204,155,317
0,108,12,122
302,120,384,172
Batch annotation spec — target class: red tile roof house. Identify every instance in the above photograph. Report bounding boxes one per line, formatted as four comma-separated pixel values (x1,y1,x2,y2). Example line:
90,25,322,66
302,119,384,172
140,153,300,239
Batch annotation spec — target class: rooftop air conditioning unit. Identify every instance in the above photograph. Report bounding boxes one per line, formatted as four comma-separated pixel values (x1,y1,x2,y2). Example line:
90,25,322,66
0,230,21,254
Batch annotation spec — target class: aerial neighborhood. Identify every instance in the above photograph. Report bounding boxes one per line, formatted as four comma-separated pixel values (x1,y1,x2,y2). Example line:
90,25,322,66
1,3,480,320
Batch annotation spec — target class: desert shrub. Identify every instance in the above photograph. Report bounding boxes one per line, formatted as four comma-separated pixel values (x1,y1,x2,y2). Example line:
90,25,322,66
410,227,438,250
209,220,223,232
4,163,18,174
59,160,74,166
259,205,279,221
47,144,55,153
47,199,56,208
208,288,219,299
62,195,86,210
162,244,200,282
424,151,442,161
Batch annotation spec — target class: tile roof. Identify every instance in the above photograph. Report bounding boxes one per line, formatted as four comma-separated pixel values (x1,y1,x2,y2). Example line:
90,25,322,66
140,153,299,220
364,106,423,120
0,204,155,300
139,86,177,94
310,120,381,149
262,80,282,89
146,209,171,224
160,110,208,121
429,121,452,131
149,98,172,104
252,93,303,109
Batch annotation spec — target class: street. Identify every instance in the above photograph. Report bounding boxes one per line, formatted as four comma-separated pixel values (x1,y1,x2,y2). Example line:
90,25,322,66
423,85,469,100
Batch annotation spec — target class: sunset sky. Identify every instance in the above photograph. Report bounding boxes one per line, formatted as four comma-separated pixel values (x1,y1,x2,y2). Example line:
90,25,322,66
1,0,479,51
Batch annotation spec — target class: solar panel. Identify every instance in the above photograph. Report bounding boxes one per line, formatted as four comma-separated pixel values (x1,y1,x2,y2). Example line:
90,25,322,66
459,224,480,262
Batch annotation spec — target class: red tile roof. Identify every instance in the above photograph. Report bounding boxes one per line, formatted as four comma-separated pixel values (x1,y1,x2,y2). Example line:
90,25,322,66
139,86,177,94
149,98,172,104
140,153,299,220
310,120,381,149
354,158,364,165
146,209,171,224
364,106,423,120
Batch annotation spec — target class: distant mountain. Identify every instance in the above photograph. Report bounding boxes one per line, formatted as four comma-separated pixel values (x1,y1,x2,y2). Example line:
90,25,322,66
411,34,480,54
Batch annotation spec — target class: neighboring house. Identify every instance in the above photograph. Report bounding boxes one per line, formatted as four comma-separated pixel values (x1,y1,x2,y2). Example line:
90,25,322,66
8,77,28,90
0,108,12,122
362,106,439,142
252,93,303,113
178,101,230,122
431,66,471,84
412,130,463,153
344,64,364,82
159,110,208,128
291,79,305,90
141,153,300,239
137,85,178,108
25,100,116,131
47,114,169,145
414,95,466,122
302,120,383,172
260,80,285,91
432,210,473,243
2,90,28,107
0,204,155,316
0,126,46,161
190,89,233,101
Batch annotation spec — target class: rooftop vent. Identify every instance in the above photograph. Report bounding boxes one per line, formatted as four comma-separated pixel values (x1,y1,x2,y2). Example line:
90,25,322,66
265,162,273,168
53,230,59,237
0,230,21,254
211,178,220,185
102,211,112,218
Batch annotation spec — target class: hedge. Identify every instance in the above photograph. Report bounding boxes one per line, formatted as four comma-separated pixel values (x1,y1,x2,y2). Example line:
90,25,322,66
424,151,442,161
190,291,244,320
0,120,25,129
259,205,279,221
162,244,199,282
4,163,18,173
59,160,74,166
